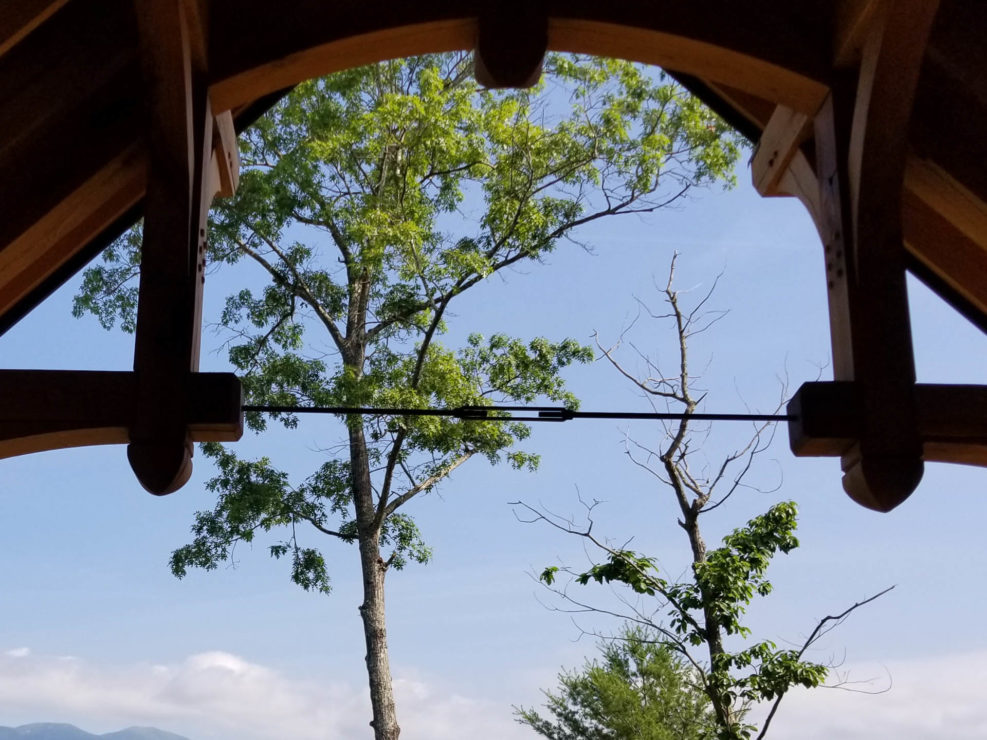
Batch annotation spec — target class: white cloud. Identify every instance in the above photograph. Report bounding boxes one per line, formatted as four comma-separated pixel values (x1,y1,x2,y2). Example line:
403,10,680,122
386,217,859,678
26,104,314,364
748,650,987,739
10,646,983,740
0,649,529,740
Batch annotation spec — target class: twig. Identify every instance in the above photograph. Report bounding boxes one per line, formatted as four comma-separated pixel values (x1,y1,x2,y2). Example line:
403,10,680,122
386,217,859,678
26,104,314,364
755,585,896,739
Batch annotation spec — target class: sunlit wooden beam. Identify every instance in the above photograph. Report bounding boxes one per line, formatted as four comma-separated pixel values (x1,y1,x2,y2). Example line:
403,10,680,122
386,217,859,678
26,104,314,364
903,164,987,316
207,1,830,115
750,104,822,225
752,105,813,198
0,0,69,58
212,110,240,198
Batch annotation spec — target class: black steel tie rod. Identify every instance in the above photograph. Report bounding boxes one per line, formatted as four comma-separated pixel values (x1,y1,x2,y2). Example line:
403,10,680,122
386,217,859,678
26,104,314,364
242,404,794,423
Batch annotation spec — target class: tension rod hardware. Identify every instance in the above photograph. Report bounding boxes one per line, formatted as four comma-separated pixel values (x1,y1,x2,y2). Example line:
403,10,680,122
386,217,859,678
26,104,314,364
242,404,795,423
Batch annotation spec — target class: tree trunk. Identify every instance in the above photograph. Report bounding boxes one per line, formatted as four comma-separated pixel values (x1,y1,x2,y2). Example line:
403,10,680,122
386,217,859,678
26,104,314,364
358,528,400,740
347,399,401,740
343,290,400,739
683,509,736,732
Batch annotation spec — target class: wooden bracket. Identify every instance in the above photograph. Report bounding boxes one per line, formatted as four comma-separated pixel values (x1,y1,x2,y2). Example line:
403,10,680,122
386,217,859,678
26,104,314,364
752,105,813,197
0,371,242,459
131,0,238,494
474,0,547,88
212,111,240,198
752,104,821,225
790,381,987,473
781,1,941,511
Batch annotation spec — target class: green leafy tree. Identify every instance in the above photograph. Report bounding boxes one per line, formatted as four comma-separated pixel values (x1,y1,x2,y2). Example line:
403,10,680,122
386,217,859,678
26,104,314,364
519,260,889,740
74,55,740,739
516,625,718,740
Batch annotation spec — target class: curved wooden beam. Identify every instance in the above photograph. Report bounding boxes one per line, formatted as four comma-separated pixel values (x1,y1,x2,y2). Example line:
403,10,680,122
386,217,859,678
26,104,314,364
751,105,821,224
206,0,829,115
8,0,980,509
0,0,830,342
548,20,827,114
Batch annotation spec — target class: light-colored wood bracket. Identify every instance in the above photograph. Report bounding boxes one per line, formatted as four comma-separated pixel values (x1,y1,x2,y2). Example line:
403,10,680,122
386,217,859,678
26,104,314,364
212,111,240,198
752,105,812,197
131,0,239,494
752,104,821,225
0,370,242,459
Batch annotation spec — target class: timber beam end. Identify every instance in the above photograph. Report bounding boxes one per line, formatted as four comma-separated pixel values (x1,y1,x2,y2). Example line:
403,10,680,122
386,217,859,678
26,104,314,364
0,370,243,493
789,381,987,511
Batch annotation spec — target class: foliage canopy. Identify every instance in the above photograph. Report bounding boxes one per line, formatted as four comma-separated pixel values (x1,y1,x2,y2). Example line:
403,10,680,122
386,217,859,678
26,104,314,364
74,53,741,739
516,625,718,740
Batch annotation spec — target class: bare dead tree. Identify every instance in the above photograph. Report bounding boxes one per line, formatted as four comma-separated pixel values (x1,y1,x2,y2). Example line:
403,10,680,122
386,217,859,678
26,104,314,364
515,255,891,740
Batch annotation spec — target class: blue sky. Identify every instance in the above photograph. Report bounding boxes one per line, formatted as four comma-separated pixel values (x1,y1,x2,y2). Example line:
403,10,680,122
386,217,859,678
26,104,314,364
1,164,986,739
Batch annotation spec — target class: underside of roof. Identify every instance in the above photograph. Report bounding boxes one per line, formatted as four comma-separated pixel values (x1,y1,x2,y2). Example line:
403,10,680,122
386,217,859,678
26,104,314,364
1,0,986,511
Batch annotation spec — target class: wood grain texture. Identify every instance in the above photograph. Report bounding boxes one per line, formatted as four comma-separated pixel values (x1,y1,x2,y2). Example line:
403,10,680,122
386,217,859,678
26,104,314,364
803,0,941,511
206,0,830,113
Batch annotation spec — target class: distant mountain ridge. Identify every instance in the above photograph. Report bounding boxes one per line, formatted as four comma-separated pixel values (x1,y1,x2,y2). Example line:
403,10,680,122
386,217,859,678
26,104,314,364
0,724,189,740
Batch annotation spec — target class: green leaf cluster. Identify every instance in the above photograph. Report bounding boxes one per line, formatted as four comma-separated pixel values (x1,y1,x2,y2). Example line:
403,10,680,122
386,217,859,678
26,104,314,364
516,625,718,740
545,503,828,739
75,54,740,341
75,53,740,599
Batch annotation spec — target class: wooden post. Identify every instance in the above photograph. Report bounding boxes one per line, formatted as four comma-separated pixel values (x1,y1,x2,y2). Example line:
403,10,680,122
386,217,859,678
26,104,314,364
796,1,940,511
130,0,214,494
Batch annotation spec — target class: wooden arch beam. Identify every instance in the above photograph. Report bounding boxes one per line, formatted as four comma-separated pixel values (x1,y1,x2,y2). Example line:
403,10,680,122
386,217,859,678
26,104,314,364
4,0,974,507
205,0,829,115
0,0,830,339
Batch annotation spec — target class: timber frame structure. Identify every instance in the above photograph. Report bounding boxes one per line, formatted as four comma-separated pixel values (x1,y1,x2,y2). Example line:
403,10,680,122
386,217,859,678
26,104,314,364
1,0,985,511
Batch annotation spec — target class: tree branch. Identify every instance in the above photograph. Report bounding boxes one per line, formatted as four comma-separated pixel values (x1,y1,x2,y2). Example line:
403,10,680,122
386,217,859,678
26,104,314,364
384,450,475,518
755,586,896,740
236,235,347,352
